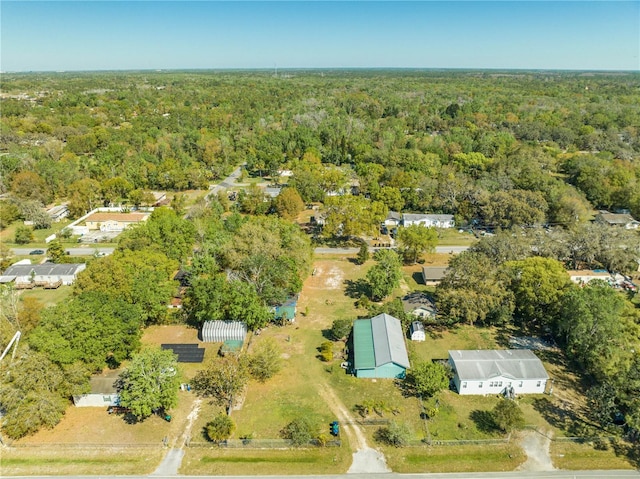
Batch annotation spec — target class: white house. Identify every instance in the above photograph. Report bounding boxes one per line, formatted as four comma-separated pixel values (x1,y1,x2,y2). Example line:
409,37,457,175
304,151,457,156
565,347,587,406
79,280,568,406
402,291,437,319
410,321,426,342
448,349,549,396
73,370,120,407
567,270,611,285
0,263,86,287
403,213,455,228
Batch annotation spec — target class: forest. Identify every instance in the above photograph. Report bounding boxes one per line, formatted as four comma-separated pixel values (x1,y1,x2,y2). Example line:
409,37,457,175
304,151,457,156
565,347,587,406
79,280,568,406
1,70,639,442
1,70,640,227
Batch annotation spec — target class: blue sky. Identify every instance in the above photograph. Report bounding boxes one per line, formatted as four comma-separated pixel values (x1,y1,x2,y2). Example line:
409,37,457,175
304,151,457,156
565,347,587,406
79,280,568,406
2,1,639,71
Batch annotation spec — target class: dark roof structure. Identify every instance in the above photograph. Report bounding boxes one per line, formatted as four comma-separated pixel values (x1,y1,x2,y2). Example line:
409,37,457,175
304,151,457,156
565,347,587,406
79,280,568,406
161,344,205,363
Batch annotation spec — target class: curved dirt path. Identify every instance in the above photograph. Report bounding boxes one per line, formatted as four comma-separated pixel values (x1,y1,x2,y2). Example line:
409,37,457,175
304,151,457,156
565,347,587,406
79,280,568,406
316,383,390,473
517,430,555,471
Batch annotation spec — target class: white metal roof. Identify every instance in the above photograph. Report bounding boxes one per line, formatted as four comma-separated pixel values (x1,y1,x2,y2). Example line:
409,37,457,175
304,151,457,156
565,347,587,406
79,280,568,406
448,349,549,381
371,313,410,369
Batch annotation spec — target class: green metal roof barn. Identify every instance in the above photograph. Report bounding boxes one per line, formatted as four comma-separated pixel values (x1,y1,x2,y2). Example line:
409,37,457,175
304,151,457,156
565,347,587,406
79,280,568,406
353,313,410,379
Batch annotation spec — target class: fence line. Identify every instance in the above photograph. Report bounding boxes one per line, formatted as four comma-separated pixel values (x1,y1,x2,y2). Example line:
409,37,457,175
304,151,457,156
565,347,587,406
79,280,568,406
187,438,341,449
6,443,162,449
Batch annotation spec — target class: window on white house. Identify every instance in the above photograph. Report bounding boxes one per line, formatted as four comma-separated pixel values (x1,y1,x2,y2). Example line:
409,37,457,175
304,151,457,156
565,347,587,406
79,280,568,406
479,382,483,388
537,381,541,387
462,382,467,388
519,381,523,387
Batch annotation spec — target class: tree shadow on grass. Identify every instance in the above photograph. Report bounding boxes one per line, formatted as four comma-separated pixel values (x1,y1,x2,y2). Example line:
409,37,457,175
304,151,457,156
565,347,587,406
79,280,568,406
344,279,370,299
532,397,593,437
470,409,497,434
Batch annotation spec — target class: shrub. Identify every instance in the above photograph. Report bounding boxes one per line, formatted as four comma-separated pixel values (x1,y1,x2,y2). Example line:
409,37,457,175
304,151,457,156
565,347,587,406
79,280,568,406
281,416,316,446
375,421,412,447
319,341,333,362
205,414,235,443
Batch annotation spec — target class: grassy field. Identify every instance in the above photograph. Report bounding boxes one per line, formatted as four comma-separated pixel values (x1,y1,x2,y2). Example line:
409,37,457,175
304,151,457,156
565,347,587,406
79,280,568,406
181,447,352,475
382,443,526,473
550,441,636,470
19,285,74,308
0,219,73,247
436,228,477,246
0,447,164,476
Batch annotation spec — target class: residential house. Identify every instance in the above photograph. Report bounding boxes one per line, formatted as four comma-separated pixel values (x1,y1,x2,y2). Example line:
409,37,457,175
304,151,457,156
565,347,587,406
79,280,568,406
567,270,611,285
595,211,640,230
448,349,549,396
353,313,410,379
84,212,150,232
422,266,448,285
402,291,437,319
0,263,86,287
383,211,402,234
402,213,455,229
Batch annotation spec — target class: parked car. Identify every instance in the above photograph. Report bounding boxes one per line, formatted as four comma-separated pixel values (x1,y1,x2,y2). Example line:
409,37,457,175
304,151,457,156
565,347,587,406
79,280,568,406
29,249,45,255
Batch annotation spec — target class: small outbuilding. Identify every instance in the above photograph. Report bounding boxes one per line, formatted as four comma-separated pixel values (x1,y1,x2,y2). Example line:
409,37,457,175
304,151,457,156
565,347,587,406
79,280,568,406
73,369,121,407
273,296,298,322
353,313,410,379
201,320,247,343
410,321,426,342
448,349,549,396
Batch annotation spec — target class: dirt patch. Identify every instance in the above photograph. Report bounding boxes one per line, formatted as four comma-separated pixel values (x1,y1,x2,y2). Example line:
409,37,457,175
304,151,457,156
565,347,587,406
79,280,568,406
516,430,555,471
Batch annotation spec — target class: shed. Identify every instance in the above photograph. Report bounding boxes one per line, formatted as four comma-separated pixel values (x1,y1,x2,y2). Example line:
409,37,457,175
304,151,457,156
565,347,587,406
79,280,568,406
410,321,426,342
353,313,410,379
273,296,298,322
201,320,247,342
448,349,549,396
73,369,121,407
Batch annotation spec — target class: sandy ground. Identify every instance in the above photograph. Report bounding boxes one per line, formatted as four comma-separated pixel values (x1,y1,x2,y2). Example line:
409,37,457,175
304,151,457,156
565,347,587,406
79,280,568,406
517,430,555,471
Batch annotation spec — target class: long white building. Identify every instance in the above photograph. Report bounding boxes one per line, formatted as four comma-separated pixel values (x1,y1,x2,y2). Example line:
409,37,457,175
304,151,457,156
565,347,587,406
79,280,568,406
448,349,549,396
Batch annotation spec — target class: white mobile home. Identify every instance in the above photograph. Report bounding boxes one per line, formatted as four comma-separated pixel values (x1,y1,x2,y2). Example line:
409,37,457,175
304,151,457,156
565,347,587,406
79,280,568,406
448,349,549,396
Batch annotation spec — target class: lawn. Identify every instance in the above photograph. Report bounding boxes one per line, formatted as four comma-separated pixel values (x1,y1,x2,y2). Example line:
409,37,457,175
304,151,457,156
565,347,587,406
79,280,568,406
20,285,74,308
382,443,526,473
0,219,73,247
551,440,636,470
180,447,352,475
436,228,477,246
0,447,164,476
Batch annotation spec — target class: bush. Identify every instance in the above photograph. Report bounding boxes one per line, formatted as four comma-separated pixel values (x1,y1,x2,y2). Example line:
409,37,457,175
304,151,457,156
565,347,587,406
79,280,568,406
248,339,281,382
205,414,235,443
330,319,353,341
375,421,412,447
319,341,333,362
14,225,33,244
491,399,525,433
281,416,316,446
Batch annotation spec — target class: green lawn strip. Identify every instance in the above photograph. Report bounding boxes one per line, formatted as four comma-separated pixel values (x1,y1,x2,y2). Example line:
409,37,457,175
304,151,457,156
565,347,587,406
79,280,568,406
1,449,162,476
181,447,351,475
382,443,525,473
550,440,635,470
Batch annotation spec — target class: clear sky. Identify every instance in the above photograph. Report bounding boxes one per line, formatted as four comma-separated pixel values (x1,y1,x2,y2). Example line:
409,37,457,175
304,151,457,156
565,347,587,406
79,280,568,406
1,1,639,72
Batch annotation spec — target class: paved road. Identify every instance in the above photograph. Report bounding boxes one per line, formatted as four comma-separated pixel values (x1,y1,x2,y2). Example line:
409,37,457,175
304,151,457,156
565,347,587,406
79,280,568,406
207,164,244,198
314,246,469,255
11,247,115,257
22,470,640,479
